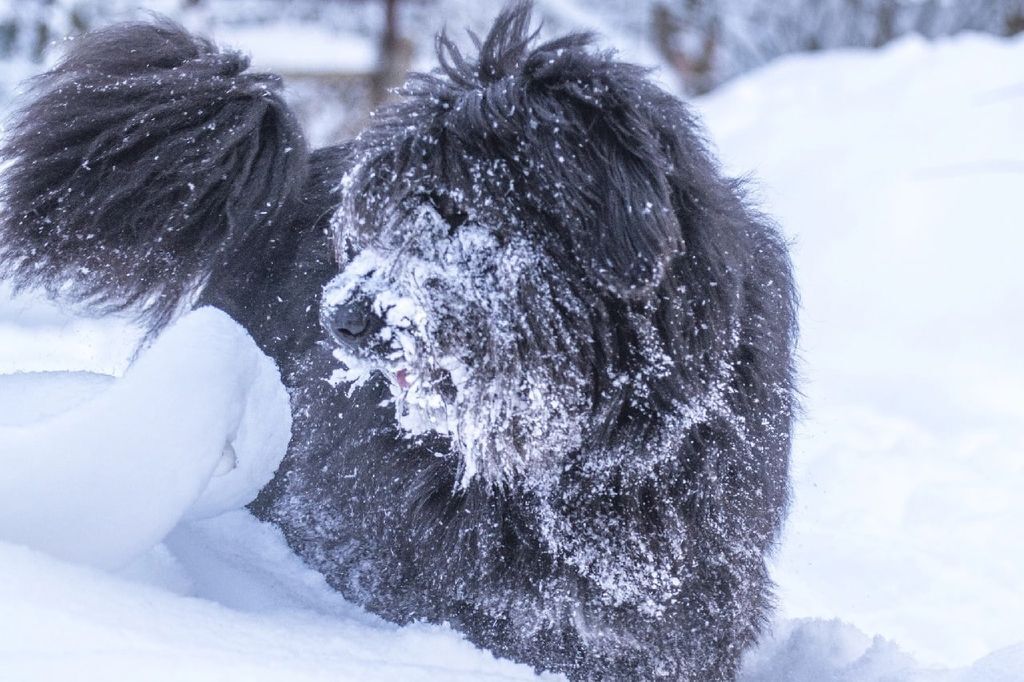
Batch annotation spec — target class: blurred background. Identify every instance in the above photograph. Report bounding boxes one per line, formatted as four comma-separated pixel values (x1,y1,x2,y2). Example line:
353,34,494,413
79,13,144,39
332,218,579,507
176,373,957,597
1,0,1021,143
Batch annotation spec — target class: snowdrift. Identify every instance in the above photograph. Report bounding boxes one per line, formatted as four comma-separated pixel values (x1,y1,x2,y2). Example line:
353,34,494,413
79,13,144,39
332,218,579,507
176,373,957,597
0,308,291,568
697,32,1024,670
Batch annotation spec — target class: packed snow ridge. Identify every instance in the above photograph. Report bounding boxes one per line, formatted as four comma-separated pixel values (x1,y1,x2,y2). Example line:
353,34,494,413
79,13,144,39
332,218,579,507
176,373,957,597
0,307,291,569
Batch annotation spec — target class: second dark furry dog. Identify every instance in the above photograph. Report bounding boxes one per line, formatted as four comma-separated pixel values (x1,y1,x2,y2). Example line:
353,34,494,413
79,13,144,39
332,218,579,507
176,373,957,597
0,4,797,679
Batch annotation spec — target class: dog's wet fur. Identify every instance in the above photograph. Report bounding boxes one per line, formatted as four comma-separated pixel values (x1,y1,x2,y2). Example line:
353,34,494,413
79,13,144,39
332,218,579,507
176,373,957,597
0,4,797,679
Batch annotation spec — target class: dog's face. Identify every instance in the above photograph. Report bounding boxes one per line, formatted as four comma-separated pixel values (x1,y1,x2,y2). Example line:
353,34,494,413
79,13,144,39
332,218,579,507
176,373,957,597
319,24,700,488
323,162,595,488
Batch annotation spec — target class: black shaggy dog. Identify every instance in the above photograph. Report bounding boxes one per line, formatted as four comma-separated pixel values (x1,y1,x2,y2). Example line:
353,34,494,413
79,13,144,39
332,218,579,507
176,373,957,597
0,4,797,679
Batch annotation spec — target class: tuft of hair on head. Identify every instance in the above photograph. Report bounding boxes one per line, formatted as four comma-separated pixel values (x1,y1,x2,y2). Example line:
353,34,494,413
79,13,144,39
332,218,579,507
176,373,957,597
433,1,598,90
0,19,308,331
435,1,546,87
396,1,694,298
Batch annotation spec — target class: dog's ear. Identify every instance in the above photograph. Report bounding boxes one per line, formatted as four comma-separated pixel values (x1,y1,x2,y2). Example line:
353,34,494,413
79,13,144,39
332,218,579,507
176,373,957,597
0,19,307,330
576,103,684,299
572,76,742,304
520,53,698,301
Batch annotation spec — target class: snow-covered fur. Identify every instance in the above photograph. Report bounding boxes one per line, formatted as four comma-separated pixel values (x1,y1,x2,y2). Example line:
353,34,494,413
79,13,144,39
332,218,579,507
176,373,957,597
0,4,797,680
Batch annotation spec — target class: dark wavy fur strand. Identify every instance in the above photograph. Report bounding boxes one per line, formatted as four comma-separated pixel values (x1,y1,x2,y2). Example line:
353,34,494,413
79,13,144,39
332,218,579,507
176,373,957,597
0,4,797,680
0,20,307,330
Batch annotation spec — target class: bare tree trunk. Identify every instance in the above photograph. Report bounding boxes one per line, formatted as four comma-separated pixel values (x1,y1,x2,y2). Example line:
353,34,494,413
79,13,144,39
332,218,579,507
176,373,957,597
875,0,897,47
652,2,717,94
371,0,412,106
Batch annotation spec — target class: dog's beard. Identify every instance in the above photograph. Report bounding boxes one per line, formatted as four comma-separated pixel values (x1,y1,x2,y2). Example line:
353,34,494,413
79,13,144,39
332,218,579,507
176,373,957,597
323,259,464,440
325,316,466,444
323,209,590,488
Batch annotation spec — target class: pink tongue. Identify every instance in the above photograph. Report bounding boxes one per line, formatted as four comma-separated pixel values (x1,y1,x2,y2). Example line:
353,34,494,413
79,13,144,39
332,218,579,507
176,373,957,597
396,369,411,389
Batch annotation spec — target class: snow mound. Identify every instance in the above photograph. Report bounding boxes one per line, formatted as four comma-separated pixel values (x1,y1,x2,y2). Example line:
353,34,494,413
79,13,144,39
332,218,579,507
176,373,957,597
0,307,291,569
0,370,114,426
0,510,552,682
0,282,143,375
741,620,1024,682
698,32,1024,669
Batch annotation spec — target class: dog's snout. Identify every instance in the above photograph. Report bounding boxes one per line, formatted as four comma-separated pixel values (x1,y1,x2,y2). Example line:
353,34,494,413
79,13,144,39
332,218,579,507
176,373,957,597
325,297,384,347
335,300,370,336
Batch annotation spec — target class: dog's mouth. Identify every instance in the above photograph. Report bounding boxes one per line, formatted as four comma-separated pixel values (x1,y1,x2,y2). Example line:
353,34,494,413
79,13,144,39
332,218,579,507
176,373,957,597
325,297,588,489
328,322,466,441
392,367,457,399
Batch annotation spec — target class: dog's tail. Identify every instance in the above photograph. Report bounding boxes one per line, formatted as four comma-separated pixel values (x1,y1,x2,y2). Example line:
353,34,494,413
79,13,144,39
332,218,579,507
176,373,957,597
0,20,307,330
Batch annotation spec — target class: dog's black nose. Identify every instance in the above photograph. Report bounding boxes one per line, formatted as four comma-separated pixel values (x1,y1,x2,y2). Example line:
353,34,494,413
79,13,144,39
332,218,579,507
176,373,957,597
325,298,384,347
335,301,369,336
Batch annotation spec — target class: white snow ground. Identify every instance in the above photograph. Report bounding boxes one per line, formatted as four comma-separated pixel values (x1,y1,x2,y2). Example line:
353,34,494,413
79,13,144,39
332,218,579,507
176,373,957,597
1,31,1022,681
697,32,1024,674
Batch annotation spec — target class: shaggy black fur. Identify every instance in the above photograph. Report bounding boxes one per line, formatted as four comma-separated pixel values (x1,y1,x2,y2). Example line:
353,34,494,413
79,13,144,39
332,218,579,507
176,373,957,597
0,19,307,330
0,5,797,680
